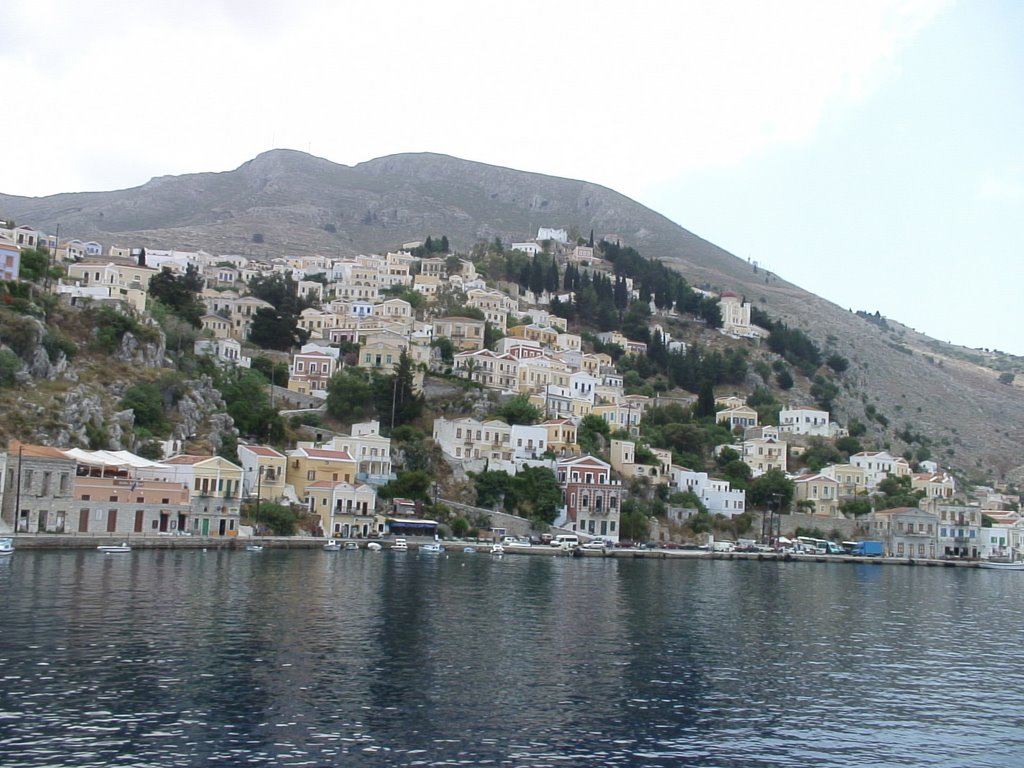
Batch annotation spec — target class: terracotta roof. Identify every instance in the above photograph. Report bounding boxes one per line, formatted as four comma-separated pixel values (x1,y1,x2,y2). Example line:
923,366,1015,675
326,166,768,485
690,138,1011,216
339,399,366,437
241,446,285,458
299,447,354,461
164,454,214,465
8,442,72,460
874,507,926,515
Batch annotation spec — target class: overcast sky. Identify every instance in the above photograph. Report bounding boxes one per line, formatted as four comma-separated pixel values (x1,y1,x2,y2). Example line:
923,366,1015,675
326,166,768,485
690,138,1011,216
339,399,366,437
3,1,1021,354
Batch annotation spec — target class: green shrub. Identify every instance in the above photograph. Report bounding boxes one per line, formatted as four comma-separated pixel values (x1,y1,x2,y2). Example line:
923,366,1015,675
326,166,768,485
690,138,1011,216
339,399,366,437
43,331,77,362
0,349,21,386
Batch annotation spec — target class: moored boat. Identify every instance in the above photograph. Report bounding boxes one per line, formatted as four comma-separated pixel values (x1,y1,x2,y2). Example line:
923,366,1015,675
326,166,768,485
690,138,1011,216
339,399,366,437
420,542,443,554
366,542,382,552
391,537,409,552
323,540,342,551
0,537,14,556
490,543,504,556
244,544,264,552
979,560,1024,570
343,541,359,550
98,543,131,554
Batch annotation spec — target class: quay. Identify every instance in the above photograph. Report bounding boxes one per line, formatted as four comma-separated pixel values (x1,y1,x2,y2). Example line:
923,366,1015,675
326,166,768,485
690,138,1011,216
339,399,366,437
3,535,988,567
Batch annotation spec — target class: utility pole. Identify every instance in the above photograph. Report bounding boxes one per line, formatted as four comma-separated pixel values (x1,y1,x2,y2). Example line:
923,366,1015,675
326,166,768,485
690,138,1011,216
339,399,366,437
256,466,264,520
14,444,24,533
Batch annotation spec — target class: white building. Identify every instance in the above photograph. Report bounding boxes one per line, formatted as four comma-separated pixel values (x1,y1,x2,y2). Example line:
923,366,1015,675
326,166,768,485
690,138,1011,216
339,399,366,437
778,406,831,437
669,466,746,517
850,451,912,489
537,227,569,244
314,421,394,486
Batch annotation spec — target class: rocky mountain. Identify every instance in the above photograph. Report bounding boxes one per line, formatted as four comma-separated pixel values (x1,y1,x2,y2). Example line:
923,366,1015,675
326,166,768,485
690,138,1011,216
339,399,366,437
2,150,1022,482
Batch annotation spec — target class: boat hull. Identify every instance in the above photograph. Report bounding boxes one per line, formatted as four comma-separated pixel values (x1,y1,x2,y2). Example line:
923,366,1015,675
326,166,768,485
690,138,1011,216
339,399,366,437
979,561,1024,570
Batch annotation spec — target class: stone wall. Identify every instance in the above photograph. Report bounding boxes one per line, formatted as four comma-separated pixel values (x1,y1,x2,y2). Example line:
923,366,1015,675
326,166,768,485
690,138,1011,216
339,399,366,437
439,499,574,539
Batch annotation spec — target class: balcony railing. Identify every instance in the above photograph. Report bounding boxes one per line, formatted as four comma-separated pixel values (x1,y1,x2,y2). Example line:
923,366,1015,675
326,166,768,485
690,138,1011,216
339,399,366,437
356,472,396,486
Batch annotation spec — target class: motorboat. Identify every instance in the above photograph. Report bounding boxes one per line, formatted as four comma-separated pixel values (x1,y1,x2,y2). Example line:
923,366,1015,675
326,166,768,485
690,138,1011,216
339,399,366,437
323,540,342,551
366,542,382,552
420,542,443,554
979,560,1024,570
0,537,14,556
490,543,504,556
97,543,131,554
391,537,409,552
463,546,477,554
343,541,359,550
244,544,264,552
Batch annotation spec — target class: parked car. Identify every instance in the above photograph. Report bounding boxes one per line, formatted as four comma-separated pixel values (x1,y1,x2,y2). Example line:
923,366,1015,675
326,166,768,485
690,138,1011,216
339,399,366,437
582,540,609,550
551,534,580,549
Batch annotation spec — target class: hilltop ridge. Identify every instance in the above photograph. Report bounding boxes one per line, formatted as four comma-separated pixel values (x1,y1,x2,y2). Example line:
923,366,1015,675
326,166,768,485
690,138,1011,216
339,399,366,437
1,150,1022,480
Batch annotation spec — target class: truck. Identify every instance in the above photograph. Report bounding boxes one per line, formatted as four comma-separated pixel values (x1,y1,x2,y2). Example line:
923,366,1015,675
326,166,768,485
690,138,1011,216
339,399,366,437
850,540,884,557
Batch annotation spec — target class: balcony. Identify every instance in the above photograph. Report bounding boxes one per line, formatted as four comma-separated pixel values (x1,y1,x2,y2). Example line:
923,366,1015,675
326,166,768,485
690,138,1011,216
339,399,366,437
357,472,397,486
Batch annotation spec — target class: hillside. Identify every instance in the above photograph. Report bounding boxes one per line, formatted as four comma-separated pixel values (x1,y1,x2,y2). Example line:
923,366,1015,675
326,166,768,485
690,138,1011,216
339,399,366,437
2,150,1022,481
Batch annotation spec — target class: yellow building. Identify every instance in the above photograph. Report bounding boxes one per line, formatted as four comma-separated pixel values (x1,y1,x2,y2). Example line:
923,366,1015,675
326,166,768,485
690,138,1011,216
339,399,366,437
507,324,559,347
159,454,244,536
793,473,841,516
286,446,358,501
432,316,486,351
541,419,578,454
820,463,868,498
304,480,378,538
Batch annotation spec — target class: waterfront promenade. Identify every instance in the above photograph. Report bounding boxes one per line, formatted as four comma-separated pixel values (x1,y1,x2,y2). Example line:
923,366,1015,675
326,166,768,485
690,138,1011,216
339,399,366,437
4,533,983,567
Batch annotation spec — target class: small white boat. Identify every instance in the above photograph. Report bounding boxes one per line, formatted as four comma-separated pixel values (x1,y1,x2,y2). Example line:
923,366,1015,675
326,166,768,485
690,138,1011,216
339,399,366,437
979,560,1024,570
344,541,359,550
245,544,264,552
98,543,131,554
0,538,14,556
490,543,505,556
463,546,477,554
420,542,443,554
391,537,409,552
366,542,382,552
323,540,342,551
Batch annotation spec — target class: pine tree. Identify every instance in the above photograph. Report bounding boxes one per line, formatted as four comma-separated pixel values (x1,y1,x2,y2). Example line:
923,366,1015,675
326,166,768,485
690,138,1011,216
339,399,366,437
546,257,559,293
696,380,716,418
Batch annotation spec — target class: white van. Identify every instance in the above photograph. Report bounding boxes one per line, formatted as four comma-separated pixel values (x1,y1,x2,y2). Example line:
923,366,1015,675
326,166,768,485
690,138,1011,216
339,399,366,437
712,540,736,552
551,534,580,549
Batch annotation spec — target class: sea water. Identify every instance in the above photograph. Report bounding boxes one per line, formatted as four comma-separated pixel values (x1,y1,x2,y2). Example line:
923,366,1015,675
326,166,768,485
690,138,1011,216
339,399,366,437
0,549,1021,767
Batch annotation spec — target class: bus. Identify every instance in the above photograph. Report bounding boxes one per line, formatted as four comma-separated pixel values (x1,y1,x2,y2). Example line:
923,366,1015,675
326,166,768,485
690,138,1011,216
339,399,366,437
796,536,826,554
796,537,845,555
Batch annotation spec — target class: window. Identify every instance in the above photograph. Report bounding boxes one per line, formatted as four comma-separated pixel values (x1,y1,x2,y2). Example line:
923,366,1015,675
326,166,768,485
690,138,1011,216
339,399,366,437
307,470,316,480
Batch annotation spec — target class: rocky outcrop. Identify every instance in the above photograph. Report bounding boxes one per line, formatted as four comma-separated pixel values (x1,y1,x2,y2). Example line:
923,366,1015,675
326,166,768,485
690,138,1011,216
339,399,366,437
0,313,72,382
55,385,132,449
115,328,166,367
171,375,238,452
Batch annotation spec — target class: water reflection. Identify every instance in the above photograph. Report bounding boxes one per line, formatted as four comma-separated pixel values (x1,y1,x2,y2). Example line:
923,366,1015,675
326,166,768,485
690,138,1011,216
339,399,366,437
1,550,1022,766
